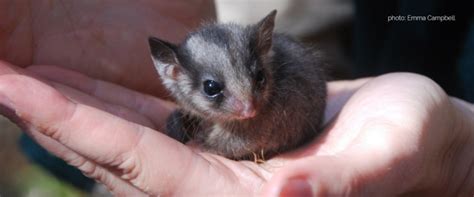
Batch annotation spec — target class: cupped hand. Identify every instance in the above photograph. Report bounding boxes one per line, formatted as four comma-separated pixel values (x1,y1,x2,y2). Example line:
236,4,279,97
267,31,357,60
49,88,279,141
0,61,472,196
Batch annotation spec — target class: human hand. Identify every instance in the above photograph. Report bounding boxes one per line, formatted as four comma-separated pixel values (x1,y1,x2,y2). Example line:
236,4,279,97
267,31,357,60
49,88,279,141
0,0,215,97
265,73,474,196
0,61,472,196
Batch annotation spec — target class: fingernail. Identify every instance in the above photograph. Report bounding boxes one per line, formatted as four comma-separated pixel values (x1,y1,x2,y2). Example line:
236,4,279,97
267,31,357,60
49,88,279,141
278,178,314,197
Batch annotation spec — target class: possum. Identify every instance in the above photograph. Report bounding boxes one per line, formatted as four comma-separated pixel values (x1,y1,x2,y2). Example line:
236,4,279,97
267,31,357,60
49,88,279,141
148,10,327,160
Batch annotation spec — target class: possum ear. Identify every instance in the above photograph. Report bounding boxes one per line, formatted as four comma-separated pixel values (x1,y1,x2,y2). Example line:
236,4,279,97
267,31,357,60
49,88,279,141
148,37,181,81
255,10,277,54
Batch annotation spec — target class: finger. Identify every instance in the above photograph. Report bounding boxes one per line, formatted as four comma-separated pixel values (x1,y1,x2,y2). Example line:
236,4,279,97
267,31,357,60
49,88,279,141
0,60,49,82
0,74,146,195
0,61,160,129
0,75,189,194
24,128,146,196
0,60,22,73
313,73,448,156
451,97,474,114
0,74,186,182
324,77,371,124
50,81,157,129
0,74,256,195
27,65,175,126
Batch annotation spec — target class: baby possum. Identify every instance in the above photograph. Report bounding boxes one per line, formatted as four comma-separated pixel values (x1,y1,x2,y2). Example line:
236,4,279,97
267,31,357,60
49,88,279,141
148,10,327,160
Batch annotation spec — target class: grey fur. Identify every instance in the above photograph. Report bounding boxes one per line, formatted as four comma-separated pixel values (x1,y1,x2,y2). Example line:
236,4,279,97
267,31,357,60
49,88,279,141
149,10,327,160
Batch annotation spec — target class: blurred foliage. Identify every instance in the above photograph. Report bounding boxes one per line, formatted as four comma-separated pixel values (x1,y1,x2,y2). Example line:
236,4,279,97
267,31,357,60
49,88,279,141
0,116,86,197
12,165,86,197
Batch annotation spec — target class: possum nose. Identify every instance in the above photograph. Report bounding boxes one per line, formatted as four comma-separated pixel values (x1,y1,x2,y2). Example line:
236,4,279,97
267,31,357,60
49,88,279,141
240,103,256,118
231,99,256,119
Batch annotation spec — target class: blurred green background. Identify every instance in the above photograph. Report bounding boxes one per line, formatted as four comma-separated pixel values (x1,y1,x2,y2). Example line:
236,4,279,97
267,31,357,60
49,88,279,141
0,116,86,197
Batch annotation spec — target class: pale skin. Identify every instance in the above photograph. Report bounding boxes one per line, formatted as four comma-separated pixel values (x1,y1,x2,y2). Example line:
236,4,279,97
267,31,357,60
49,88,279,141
1,0,216,97
1,1,473,196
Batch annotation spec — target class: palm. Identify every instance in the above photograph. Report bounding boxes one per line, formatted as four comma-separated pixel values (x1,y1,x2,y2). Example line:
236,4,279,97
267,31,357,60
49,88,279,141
1,0,215,97
1,60,464,195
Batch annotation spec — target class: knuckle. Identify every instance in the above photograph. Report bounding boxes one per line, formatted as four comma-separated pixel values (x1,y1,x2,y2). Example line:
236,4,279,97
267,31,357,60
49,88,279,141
118,152,143,183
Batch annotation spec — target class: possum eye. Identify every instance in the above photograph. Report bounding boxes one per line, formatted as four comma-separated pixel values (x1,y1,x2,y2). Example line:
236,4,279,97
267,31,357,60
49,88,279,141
203,80,223,97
